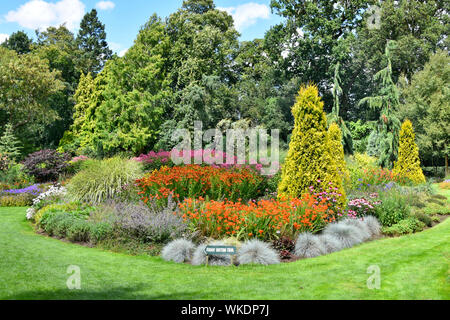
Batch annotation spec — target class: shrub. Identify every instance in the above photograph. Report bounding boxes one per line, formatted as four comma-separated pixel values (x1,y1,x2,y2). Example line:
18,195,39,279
0,153,10,172
0,163,34,187
178,193,335,241
317,234,343,254
136,164,265,206
328,123,350,186
23,149,70,182
341,218,372,241
161,239,196,263
0,193,34,206
31,185,67,211
413,211,433,227
237,239,280,265
89,222,113,243
294,232,325,258
393,120,426,184
382,218,425,236
323,223,364,248
191,241,232,266
361,215,382,237
272,236,295,259
66,219,92,242
67,157,143,204
103,199,188,243
375,191,410,226
277,84,346,206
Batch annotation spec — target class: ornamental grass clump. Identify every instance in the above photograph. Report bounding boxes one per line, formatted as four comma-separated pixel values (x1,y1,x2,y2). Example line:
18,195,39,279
237,239,280,265
294,232,326,258
341,218,372,241
161,239,196,263
191,241,232,266
317,234,343,254
67,157,143,204
323,222,364,248
362,215,382,237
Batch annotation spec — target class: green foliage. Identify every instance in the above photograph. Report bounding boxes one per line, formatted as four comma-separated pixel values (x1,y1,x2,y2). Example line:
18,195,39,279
328,123,350,187
278,85,345,205
359,41,402,168
375,191,410,227
67,157,143,204
366,130,381,158
399,50,449,174
0,47,65,152
393,120,426,184
327,63,353,154
382,217,425,236
0,124,22,162
348,120,373,153
413,211,433,228
0,163,34,187
0,193,34,207
76,9,112,75
1,30,32,54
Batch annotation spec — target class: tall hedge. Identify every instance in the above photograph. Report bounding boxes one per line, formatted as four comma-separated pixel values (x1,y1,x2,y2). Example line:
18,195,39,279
393,120,425,184
277,85,345,205
328,123,350,187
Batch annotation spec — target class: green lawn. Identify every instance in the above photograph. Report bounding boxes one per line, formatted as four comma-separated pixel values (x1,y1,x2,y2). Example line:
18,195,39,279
1,206,449,300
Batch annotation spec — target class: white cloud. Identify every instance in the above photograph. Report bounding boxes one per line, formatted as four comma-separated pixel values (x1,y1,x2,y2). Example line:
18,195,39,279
118,48,128,57
4,0,85,31
0,33,9,44
218,2,270,31
96,1,115,11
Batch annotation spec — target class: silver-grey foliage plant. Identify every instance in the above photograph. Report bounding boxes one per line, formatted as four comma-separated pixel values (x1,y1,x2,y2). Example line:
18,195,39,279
318,234,343,254
237,239,280,265
161,239,196,263
294,232,326,258
323,222,364,248
362,215,382,237
341,218,372,241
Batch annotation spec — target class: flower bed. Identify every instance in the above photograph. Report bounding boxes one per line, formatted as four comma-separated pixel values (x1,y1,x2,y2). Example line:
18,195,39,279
136,164,266,205
178,194,335,241
132,149,273,174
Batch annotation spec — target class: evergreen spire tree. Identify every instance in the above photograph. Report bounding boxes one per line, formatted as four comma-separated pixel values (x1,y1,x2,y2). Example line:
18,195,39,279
328,123,350,186
359,41,401,168
278,84,346,206
327,62,353,154
58,72,96,153
0,123,22,161
393,120,425,184
76,9,112,75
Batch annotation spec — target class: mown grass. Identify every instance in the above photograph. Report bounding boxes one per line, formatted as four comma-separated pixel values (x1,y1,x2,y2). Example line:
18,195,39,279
1,204,449,299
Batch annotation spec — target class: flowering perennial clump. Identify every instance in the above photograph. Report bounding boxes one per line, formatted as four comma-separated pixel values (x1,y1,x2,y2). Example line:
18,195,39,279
26,185,67,220
136,164,265,204
177,193,335,241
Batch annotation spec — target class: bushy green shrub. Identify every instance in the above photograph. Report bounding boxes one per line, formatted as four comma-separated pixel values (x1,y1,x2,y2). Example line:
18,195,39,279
67,157,143,204
89,222,113,243
413,211,433,227
382,218,425,236
375,191,410,226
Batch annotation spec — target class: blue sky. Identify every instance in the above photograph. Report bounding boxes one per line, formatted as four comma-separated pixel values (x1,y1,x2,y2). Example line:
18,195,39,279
0,0,283,56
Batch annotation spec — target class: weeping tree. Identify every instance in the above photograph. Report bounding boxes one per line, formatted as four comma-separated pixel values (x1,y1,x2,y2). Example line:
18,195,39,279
358,41,401,168
327,63,353,154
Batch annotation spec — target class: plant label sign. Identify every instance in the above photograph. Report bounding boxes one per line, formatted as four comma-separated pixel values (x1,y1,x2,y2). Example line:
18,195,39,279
204,245,237,255
204,245,237,266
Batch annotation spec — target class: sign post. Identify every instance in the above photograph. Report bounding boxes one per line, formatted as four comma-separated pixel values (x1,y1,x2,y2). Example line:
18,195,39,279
203,245,237,266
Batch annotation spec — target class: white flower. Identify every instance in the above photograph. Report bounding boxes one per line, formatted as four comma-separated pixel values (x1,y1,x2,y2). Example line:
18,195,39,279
26,208,36,220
